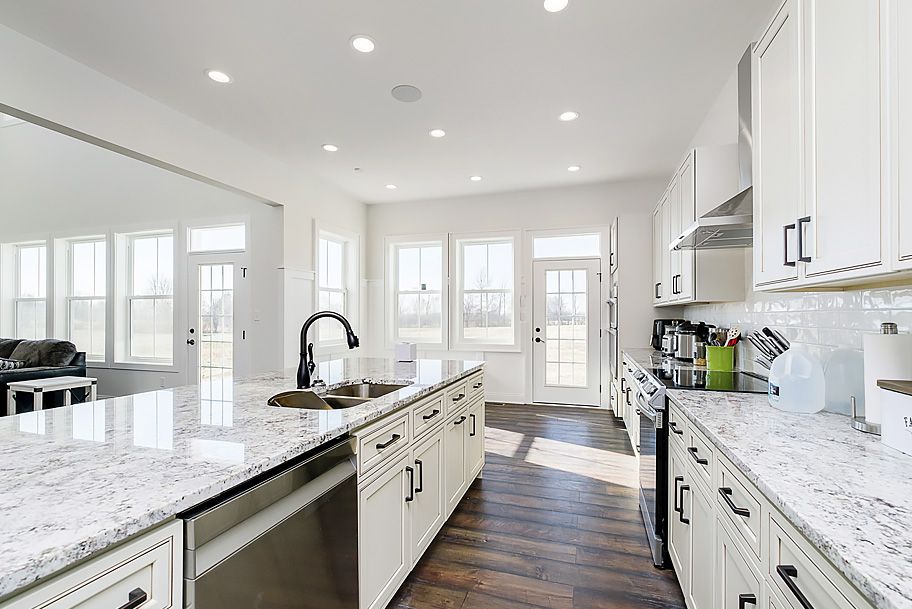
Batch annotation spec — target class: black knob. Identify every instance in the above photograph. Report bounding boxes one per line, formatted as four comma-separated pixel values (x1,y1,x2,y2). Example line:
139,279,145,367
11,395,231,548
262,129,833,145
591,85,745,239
535,327,541,333
187,339,196,345
534,337,543,343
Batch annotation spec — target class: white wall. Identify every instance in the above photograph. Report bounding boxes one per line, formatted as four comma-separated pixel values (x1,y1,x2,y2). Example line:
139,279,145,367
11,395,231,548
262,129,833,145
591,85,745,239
365,179,664,403
0,120,284,395
0,24,368,367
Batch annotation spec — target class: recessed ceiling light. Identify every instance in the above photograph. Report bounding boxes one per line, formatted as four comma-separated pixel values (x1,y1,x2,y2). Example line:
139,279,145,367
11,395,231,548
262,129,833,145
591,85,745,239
544,0,569,13
568,165,582,172
322,144,339,152
429,128,446,138
350,35,375,53
470,176,483,182
559,111,580,122
385,184,398,190
206,69,232,84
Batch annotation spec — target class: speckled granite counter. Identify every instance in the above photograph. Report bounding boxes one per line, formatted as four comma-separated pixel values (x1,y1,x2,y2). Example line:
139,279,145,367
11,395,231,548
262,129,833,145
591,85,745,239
623,348,911,609
0,358,483,600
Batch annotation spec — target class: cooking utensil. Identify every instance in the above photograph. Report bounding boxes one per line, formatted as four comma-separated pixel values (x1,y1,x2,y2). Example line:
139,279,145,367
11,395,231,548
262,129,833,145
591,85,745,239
747,334,777,359
763,327,790,353
771,328,791,351
752,331,783,357
754,356,773,370
726,326,741,347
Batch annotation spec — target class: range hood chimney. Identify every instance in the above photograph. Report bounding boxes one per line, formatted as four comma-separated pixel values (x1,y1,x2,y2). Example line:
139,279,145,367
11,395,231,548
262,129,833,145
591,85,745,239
672,45,754,251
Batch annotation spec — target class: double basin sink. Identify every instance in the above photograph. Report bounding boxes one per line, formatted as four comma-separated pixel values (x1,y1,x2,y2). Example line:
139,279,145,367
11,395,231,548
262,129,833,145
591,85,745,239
268,383,407,410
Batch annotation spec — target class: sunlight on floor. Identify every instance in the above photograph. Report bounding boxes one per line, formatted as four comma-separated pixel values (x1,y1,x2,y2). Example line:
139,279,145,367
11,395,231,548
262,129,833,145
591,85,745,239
484,426,527,459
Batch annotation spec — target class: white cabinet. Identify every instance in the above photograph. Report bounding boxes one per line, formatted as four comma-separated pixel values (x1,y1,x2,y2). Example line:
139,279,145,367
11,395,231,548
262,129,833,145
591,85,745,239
653,194,669,303
676,155,697,302
444,407,468,516
609,217,619,274
359,453,412,609
465,397,485,480
715,521,762,609
889,0,912,268
667,445,690,579
753,0,803,287
410,427,445,562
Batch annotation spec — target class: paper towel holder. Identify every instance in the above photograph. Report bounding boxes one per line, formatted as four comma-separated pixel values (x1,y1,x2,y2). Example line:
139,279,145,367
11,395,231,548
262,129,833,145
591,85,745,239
851,395,882,435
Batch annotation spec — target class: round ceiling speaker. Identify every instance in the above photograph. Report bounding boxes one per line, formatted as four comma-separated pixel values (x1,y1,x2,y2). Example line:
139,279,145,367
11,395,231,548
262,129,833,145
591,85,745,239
391,84,423,103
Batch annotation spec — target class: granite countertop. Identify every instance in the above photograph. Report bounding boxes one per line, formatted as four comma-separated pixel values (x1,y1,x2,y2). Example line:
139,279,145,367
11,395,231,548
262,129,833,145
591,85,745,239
0,357,483,600
622,348,912,609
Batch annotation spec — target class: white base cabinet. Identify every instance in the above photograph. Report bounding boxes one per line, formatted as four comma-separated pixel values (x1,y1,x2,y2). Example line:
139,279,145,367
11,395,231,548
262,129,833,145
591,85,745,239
357,372,485,609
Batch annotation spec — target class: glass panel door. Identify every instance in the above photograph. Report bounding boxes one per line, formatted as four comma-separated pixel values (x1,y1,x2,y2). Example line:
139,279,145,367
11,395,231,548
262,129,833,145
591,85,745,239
197,263,234,396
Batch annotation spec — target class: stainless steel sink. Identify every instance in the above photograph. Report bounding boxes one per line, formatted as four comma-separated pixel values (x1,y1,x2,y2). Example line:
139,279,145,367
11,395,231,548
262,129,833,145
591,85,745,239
267,391,369,410
325,383,407,399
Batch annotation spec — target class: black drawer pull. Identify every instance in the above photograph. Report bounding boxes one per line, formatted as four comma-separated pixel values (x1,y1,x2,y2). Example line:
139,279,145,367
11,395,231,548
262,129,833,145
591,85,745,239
673,475,684,514
422,409,441,421
119,588,148,609
376,433,401,450
688,446,708,465
470,413,477,436
473,382,483,389
452,393,465,402
669,421,684,435
405,466,415,502
678,485,690,525
739,593,757,609
415,459,424,493
454,415,467,426
719,487,751,518
777,565,814,609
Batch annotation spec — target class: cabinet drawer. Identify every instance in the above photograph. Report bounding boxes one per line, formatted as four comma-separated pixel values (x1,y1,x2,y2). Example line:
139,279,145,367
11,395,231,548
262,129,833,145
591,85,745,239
768,518,866,609
686,426,714,486
3,521,181,609
358,412,410,477
466,372,485,402
668,403,688,451
716,459,763,560
444,381,469,414
412,393,445,439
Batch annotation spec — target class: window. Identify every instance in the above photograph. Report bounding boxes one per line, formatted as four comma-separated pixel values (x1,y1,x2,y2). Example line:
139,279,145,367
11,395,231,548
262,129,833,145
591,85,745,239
189,224,245,253
15,243,47,339
390,240,444,345
454,235,518,348
127,232,174,362
533,233,600,259
67,238,106,360
317,234,347,343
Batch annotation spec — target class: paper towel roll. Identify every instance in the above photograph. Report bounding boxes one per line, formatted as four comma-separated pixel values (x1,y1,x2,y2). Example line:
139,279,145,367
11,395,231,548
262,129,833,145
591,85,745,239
862,333,912,424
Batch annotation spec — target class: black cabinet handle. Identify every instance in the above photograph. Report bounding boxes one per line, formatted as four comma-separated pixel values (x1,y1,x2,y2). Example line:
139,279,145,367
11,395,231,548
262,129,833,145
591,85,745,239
783,223,797,267
186,339,196,346
777,565,814,609
422,409,441,421
454,415,467,425
655,282,661,299
719,487,751,518
452,393,465,402
672,274,679,295
470,413,477,437
673,475,684,514
405,466,414,502
118,588,148,609
376,433,401,450
669,421,684,435
688,446,709,465
534,337,543,343
414,459,424,493
739,593,757,609
797,216,812,262
678,485,690,525
473,382,483,389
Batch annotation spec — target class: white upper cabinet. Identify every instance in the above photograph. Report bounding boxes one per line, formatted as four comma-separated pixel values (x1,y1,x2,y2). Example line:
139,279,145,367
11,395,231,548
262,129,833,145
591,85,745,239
889,0,912,268
753,0,803,287
803,0,883,279
676,156,697,302
653,194,669,304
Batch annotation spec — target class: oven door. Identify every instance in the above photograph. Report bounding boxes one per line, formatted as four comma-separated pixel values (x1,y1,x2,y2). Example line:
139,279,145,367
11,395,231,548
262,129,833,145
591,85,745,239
637,391,668,568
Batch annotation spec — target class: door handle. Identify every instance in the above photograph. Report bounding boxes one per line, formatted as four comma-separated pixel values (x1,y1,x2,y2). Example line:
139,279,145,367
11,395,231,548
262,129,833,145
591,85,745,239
655,282,661,299
186,339,196,345
534,337,543,343
118,588,148,609
405,466,415,502
719,487,751,518
739,593,757,609
414,459,424,493
783,223,797,267
797,216,812,262
777,565,814,609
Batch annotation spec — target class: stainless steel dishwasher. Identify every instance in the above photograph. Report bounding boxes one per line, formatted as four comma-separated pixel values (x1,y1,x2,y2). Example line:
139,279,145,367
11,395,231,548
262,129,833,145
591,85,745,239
182,437,358,609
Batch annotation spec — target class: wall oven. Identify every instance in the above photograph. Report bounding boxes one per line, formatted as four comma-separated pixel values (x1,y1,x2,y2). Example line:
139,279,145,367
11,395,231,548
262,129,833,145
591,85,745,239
631,367,668,568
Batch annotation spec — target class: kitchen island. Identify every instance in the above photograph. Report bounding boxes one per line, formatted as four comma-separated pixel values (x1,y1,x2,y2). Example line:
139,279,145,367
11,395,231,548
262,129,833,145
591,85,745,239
0,357,483,604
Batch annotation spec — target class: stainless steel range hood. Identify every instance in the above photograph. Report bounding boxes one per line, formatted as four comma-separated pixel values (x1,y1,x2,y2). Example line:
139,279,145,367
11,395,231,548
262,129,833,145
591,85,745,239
672,45,754,251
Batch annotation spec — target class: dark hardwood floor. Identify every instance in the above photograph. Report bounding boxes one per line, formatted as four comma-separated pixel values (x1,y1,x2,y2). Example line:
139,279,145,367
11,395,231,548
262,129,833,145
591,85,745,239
388,403,686,609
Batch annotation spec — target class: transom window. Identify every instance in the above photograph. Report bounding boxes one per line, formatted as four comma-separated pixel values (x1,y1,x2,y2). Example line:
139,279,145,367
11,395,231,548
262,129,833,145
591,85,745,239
67,238,106,360
533,233,600,259
15,243,47,339
127,232,174,362
189,224,246,253
390,241,444,345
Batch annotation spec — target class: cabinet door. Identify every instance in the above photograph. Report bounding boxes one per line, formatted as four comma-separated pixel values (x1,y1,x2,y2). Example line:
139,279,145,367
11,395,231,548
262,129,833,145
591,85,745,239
677,154,696,302
411,428,445,561
687,482,715,609
444,409,468,515
465,399,485,480
667,446,690,588
715,521,762,609
889,1,912,265
804,0,882,278
753,0,802,287
668,176,683,301
652,201,666,303
610,217,619,274
359,455,411,609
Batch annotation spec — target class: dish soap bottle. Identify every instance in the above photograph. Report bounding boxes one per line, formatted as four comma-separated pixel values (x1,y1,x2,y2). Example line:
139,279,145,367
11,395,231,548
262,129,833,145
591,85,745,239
768,346,825,413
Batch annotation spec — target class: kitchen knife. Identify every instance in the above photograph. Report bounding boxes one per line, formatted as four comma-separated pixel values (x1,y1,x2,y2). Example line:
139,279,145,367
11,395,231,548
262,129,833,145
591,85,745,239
763,327,790,354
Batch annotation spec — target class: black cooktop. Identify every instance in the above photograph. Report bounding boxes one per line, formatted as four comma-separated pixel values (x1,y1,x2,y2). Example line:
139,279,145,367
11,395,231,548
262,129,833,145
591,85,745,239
647,367,768,394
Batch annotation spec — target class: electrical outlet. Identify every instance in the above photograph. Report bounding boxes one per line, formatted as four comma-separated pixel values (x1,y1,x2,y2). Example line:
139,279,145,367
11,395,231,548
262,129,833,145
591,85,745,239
159,377,165,388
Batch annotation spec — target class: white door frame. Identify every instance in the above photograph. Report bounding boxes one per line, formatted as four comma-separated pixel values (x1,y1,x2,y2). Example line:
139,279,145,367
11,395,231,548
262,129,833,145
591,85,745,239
531,257,602,406
186,252,251,385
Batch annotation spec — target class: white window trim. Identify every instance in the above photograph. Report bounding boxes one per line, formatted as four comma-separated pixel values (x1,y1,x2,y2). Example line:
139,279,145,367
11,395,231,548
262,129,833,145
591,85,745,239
13,241,49,340
450,230,522,353
314,221,361,349
123,230,175,366
385,234,449,350
64,236,107,362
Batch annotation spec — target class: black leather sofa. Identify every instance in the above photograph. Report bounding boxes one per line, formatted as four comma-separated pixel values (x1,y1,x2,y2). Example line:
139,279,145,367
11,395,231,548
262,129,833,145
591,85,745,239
1,338,87,415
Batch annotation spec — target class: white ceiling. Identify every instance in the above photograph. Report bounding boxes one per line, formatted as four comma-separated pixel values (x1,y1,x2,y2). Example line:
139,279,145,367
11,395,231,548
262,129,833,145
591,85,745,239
0,0,778,204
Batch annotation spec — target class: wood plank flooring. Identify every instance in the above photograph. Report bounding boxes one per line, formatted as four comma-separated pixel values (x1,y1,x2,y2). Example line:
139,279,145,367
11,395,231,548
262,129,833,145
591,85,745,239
388,403,686,609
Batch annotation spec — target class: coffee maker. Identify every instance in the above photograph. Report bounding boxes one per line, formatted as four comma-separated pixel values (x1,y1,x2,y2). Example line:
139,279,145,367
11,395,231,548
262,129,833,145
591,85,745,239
652,319,685,351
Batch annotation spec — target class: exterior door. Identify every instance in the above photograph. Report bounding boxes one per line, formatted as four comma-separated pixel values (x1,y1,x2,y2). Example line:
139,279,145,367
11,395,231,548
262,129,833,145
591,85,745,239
187,255,250,401
532,258,601,406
